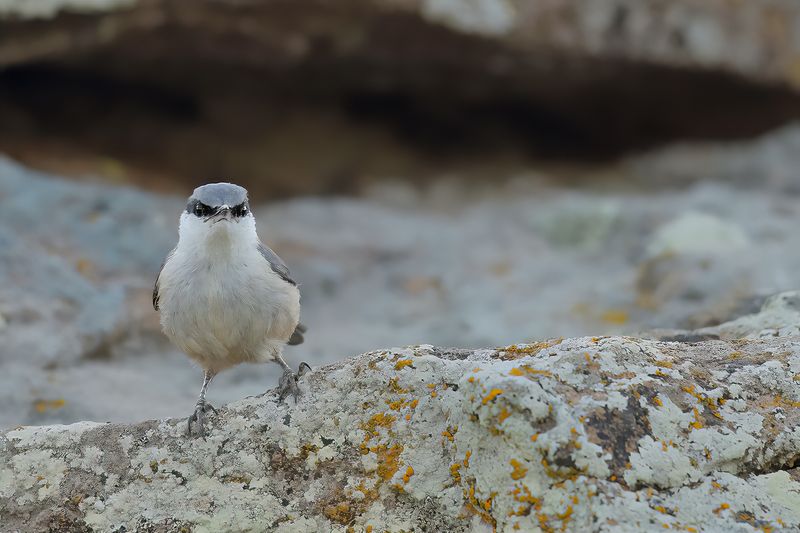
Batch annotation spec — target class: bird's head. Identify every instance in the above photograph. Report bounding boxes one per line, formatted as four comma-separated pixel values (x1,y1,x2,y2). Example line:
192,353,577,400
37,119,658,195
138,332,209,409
178,182,256,248
187,182,250,224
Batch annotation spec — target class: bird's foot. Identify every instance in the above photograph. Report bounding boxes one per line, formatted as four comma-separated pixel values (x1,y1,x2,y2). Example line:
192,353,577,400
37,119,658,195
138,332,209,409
187,400,217,437
277,362,312,404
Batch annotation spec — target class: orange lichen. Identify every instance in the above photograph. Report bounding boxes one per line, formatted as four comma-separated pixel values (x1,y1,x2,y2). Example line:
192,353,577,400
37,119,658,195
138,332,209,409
483,389,504,404
689,408,703,430
323,502,354,524
652,396,663,407
387,377,409,394
463,482,496,528
450,463,462,483
509,367,525,376
33,399,65,413
464,450,472,467
498,408,511,423
385,399,405,410
402,466,414,483
600,309,628,325
531,434,539,442
759,394,800,409
510,459,528,480
376,444,403,481
714,503,730,514
468,376,476,383
361,412,397,441
394,359,413,370
500,338,563,360
442,426,457,442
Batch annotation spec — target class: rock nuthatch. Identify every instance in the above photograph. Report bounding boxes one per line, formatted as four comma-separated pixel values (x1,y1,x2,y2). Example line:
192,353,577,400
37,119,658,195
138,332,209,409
154,183,308,436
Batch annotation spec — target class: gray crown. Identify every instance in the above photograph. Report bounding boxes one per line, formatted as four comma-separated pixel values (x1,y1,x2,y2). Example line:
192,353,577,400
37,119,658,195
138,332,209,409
191,182,248,207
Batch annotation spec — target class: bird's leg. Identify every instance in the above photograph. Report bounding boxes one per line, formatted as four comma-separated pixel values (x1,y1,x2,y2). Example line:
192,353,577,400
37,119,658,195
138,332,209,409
188,369,217,437
276,355,310,404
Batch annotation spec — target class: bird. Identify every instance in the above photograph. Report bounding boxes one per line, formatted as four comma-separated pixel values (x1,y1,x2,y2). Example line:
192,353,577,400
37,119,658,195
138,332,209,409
153,182,308,437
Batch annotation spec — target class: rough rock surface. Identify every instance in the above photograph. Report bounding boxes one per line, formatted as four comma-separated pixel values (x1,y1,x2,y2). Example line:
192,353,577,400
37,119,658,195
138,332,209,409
3,336,800,532
3,0,800,89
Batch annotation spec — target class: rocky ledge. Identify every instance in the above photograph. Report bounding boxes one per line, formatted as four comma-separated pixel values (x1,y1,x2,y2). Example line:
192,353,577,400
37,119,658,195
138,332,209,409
3,333,800,532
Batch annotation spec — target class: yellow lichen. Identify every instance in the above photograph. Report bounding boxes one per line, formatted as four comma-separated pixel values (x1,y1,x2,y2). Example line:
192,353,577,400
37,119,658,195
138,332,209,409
652,396,663,407
323,502,354,524
387,377,409,394
450,463,462,483
482,389,504,405
462,483,497,528
376,444,403,481
394,359,413,370
499,338,563,360
402,466,414,483
509,459,528,480
714,503,730,514
690,408,703,430
498,408,511,424
600,309,628,325
33,398,65,413
361,412,397,441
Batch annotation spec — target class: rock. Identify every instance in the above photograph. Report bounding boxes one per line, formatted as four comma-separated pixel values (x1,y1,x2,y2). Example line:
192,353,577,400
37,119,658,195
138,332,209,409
628,122,800,192
645,212,749,258
698,290,800,340
3,0,800,187
2,0,800,91
2,337,800,532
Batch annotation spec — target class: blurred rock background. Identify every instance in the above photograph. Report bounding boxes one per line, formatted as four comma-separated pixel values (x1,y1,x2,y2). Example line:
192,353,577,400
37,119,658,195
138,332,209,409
3,0,800,428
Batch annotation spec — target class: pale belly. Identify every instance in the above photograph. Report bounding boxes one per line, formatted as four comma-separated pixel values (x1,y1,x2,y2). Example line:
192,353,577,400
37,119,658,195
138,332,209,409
159,258,300,372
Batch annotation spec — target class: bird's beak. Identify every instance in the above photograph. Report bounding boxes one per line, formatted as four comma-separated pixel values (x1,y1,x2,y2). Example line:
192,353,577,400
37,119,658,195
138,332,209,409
207,205,232,223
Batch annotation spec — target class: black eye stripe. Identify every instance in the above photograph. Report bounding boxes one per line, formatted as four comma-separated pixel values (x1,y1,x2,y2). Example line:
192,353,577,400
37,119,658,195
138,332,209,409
186,200,213,217
231,202,249,217
186,199,248,218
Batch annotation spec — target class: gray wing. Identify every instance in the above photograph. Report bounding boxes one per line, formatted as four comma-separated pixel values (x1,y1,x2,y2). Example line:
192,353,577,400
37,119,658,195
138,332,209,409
258,242,305,344
152,248,175,311
257,242,296,286
288,322,307,345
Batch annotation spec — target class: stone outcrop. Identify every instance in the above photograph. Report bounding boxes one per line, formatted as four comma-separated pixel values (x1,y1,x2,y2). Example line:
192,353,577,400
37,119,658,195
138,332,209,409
3,335,800,532
3,0,800,90
3,0,800,185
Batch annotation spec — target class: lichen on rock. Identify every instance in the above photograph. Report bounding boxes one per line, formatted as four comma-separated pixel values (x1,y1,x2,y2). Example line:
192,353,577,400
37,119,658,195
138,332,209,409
3,336,800,532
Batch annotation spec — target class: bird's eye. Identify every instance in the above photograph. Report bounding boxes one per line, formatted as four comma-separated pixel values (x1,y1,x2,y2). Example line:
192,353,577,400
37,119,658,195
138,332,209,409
194,203,206,217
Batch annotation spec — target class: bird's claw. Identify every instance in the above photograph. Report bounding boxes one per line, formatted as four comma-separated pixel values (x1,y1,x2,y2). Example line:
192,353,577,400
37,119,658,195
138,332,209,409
278,362,311,404
187,401,216,437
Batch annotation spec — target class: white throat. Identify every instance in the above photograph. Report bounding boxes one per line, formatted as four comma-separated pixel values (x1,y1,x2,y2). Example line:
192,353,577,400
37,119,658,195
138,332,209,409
176,212,258,259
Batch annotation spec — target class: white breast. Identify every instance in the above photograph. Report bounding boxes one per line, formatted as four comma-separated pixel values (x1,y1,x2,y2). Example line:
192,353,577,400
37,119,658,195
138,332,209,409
157,213,300,372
